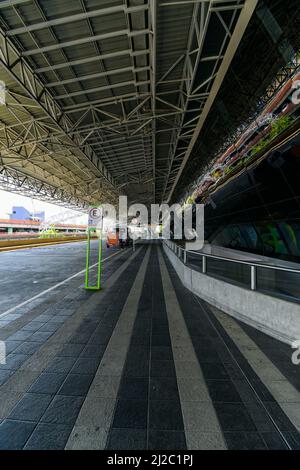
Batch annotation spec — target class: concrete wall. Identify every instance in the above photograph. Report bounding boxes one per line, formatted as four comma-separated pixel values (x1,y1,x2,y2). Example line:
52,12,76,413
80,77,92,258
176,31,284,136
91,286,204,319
163,244,300,345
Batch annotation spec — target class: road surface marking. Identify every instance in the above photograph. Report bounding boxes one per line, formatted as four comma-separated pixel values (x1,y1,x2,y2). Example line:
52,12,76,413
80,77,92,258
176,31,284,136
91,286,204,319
0,249,127,319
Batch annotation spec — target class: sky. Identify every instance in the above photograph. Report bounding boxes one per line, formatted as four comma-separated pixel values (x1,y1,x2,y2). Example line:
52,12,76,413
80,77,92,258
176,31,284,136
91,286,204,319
0,189,88,225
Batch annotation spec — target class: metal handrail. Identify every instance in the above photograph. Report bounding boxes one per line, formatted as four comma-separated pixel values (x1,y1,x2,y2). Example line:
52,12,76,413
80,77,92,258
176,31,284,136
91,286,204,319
164,240,300,294
165,241,300,274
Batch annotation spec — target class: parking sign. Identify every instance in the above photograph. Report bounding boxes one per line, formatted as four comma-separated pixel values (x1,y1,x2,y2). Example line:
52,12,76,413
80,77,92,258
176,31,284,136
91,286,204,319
88,206,103,228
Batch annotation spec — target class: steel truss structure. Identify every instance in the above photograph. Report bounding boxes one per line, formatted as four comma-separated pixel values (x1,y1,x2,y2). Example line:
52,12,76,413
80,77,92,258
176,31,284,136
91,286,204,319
0,0,257,209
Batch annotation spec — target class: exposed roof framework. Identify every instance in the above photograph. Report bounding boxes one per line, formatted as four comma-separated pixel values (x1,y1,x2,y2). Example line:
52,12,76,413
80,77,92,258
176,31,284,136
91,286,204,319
173,0,300,203
0,0,257,209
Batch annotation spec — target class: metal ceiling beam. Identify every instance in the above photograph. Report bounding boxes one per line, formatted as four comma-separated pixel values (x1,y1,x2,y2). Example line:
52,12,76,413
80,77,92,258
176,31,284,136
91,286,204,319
54,80,150,100
0,0,30,8
22,28,151,56
34,49,149,74
45,66,150,88
0,25,118,196
166,0,259,202
6,4,149,36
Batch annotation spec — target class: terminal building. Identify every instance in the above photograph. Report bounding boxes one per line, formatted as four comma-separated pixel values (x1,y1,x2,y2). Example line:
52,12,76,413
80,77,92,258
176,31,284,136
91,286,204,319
9,206,45,222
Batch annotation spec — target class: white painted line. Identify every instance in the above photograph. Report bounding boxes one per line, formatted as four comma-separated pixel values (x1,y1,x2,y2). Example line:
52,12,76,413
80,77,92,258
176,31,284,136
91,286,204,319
0,249,127,319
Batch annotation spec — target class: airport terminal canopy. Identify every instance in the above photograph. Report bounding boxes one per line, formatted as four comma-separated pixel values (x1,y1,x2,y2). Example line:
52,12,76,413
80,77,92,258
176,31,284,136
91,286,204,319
0,0,258,210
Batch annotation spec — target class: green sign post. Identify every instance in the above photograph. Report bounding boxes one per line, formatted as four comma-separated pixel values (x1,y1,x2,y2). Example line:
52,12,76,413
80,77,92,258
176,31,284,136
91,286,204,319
85,207,103,291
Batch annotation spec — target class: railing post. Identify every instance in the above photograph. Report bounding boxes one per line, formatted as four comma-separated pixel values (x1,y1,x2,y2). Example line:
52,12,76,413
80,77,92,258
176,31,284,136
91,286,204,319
184,250,187,264
202,255,207,274
251,265,257,291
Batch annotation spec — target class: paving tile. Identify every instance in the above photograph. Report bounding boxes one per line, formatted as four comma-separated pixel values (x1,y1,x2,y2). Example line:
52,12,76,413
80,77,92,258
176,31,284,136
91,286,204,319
12,342,40,356
186,431,226,450
182,401,222,432
0,420,36,450
268,380,300,403
206,380,242,402
48,316,70,324
38,323,61,333
97,357,124,376
9,393,53,422
21,322,45,332
282,432,300,450
106,428,147,450
80,344,106,358
213,403,257,432
76,397,115,427
264,402,297,432
29,372,66,394
4,341,22,354
123,357,149,378
28,331,53,342
126,346,150,362
150,377,179,401
175,361,201,378
65,425,108,450
119,377,148,400
0,353,30,370
24,423,72,450
150,360,176,378
224,431,267,450
249,379,276,402
2,370,38,393
6,331,33,342
57,343,84,357
71,357,100,375
278,402,300,431
149,400,184,431
176,378,211,402
200,362,230,380
41,395,84,425
261,432,289,450
44,356,77,374
224,363,245,380
231,379,258,403
193,347,221,363
151,346,173,361
88,375,121,399
0,391,23,420
113,399,148,429
89,334,111,346
245,402,278,432
148,430,186,450
58,373,93,396
0,370,12,386
151,335,171,347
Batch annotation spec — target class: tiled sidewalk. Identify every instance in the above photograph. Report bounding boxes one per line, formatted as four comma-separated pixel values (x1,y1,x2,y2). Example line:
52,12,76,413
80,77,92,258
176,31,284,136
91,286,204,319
0,244,299,450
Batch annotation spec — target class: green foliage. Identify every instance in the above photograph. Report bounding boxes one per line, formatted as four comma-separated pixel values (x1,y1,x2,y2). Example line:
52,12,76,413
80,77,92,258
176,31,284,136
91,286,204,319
39,227,61,239
250,115,293,157
186,195,195,205
269,115,293,140
250,139,270,156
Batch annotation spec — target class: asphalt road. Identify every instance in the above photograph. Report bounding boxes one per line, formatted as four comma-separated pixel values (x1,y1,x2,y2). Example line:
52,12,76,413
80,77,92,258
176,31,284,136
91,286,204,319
0,240,118,314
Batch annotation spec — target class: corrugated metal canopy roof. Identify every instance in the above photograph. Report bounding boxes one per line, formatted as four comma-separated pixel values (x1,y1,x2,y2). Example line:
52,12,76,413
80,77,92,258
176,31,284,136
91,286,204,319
0,0,257,210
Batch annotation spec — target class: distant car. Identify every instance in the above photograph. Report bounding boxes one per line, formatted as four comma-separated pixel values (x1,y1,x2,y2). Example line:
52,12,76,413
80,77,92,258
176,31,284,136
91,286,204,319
106,225,131,248
106,228,119,248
